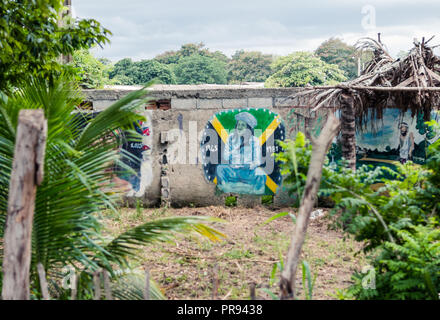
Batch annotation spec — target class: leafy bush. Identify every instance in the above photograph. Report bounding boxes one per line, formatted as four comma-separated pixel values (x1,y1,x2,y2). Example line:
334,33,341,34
322,162,432,251
275,132,312,207
72,49,112,89
347,221,440,300
109,58,176,85
265,52,347,88
174,54,227,85
0,0,110,92
0,76,225,299
277,119,440,299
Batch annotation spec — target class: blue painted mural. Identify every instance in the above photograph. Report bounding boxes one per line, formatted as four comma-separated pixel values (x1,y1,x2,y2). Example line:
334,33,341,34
355,108,439,167
200,108,285,195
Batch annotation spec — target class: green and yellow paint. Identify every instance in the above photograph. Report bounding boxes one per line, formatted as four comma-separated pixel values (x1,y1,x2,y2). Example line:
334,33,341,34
201,108,285,195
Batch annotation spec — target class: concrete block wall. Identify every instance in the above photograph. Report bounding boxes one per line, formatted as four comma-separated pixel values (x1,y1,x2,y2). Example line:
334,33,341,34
83,85,332,207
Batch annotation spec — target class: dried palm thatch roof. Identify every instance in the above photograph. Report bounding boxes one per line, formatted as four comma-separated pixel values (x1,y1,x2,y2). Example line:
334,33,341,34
293,36,440,128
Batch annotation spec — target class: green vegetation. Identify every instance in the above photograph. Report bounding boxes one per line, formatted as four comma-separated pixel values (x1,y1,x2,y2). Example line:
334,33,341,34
315,38,358,80
227,50,274,83
174,54,227,84
348,223,440,299
72,49,112,88
73,38,363,88
275,132,312,207
265,52,347,88
225,196,237,207
109,58,176,85
277,118,440,299
0,76,225,299
0,0,110,92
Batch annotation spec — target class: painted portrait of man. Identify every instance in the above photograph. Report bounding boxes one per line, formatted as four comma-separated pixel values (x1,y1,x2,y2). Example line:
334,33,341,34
398,121,414,164
216,112,266,194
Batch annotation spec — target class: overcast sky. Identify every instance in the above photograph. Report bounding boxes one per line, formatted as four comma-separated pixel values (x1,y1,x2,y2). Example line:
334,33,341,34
73,0,440,62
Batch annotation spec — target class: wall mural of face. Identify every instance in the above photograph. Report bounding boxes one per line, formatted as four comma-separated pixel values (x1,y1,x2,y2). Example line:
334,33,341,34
400,124,408,136
236,120,248,133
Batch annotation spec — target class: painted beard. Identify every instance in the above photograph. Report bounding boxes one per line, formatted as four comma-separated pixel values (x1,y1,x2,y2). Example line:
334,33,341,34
401,131,407,137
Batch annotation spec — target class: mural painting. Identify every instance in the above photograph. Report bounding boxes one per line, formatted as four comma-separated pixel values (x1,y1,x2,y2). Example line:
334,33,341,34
355,108,439,167
201,109,285,195
286,108,326,140
118,111,154,197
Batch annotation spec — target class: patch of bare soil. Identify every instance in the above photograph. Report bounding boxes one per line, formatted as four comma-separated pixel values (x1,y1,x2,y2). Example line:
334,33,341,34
103,206,367,300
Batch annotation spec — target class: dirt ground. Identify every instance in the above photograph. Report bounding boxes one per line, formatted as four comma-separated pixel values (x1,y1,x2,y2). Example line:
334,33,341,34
102,205,368,300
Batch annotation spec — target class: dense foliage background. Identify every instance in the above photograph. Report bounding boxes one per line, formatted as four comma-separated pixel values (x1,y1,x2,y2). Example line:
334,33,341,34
74,38,375,88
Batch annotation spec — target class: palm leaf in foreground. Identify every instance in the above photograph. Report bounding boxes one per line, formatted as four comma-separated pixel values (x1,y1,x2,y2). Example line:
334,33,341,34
102,216,226,267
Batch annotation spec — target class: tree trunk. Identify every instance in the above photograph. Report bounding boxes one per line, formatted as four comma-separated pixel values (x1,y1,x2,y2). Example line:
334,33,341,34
1,110,47,300
279,113,340,300
340,92,357,171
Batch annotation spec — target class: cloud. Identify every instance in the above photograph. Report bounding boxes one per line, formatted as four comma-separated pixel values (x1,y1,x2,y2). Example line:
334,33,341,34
73,0,440,61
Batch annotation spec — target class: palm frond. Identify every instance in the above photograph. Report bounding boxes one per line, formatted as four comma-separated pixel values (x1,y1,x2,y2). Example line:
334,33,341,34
110,269,165,300
101,216,226,267
75,87,151,150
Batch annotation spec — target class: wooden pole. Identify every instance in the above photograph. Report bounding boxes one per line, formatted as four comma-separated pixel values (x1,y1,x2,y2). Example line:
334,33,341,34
1,110,47,300
103,270,113,300
37,263,50,300
297,85,440,92
279,113,340,300
211,264,219,300
70,272,78,300
250,283,256,300
340,92,357,171
93,270,101,300
144,268,150,300
58,0,73,64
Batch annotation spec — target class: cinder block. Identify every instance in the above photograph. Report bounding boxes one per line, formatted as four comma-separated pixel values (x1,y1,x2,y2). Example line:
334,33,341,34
248,97,273,109
222,98,247,109
237,195,260,208
161,188,170,199
274,97,293,108
93,100,115,111
273,185,295,207
197,99,222,109
171,98,197,110
160,131,169,144
161,176,169,188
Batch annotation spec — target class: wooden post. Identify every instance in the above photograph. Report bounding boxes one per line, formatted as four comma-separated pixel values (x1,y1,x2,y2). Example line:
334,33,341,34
37,263,50,300
144,268,150,300
58,0,73,64
340,92,357,171
1,110,47,300
211,264,219,300
103,270,113,300
93,270,101,300
250,283,256,300
279,113,340,299
70,272,78,300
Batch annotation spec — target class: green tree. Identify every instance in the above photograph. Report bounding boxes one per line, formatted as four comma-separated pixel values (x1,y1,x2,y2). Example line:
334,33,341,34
0,0,111,92
154,42,229,65
109,59,176,85
315,38,358,80
109,58,134,78
0,76,224,299
71,49,110,89
265,52,347,88
174,54,228,84
154,50,181,65
227,50,273,83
